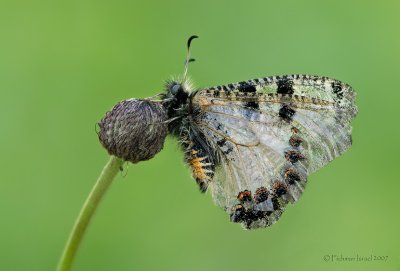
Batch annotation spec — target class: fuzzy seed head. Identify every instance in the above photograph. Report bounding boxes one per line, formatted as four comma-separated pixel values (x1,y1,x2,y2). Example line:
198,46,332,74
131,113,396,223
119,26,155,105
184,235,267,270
98,99,168,163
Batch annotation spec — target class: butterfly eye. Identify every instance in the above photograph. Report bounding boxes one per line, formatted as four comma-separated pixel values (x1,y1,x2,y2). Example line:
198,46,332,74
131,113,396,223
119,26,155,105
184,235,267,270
171,84,181,95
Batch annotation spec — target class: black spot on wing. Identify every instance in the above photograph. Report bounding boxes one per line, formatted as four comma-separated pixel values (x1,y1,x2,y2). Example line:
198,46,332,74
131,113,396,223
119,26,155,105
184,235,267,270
230,204,246,223
277,77,294,94
271,196,280,210
238,81,257,93
284,168,301,185
289,135,302,148
217,138,226,147
284,150,305,163
244,101,259,110
223,144,233,155
254,187,269,203
279,104,296,122
274,185,287,197
213,128,233,155
331,81,344,100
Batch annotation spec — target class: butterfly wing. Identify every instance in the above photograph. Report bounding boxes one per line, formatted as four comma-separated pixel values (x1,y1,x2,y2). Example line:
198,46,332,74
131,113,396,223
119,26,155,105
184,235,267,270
189,74,357,229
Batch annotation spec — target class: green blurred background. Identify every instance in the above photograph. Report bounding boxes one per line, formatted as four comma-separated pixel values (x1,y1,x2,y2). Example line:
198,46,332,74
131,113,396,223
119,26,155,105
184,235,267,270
1,0,399,270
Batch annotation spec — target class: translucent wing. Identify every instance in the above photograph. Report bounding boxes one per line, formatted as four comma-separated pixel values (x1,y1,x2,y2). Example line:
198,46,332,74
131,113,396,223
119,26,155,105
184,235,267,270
190,74,357,229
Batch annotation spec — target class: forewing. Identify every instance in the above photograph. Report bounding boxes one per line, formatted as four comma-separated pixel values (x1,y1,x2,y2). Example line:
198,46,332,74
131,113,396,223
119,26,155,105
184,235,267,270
190,74,357,229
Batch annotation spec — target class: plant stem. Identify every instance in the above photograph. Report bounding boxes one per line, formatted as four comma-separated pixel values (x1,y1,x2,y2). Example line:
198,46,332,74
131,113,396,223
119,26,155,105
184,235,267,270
57,156,124,271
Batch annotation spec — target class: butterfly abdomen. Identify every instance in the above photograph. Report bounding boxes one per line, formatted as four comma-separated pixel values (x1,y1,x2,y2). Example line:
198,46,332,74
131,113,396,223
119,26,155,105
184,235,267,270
188,149,215,192
178,128,218,193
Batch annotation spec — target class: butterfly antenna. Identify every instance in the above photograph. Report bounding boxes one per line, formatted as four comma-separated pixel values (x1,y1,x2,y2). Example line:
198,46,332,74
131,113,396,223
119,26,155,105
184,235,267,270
183,35,199,82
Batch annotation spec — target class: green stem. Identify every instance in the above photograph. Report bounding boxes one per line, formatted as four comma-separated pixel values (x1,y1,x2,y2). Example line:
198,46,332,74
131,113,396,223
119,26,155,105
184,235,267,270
57,156,124,271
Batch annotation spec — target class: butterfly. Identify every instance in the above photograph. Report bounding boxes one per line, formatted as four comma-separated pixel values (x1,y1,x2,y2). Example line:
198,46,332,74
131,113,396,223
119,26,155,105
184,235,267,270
99,35,358,230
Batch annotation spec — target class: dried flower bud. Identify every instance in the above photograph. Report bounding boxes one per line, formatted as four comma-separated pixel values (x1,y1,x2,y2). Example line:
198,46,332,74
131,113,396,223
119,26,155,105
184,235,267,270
98,99,168,163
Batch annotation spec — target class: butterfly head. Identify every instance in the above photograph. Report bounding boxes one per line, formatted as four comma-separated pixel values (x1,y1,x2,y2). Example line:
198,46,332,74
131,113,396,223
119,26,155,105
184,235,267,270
164,79,193,101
